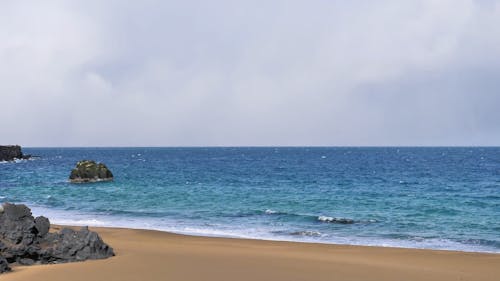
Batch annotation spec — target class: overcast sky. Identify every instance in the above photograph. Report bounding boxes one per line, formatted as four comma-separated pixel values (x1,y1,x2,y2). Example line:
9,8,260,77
1,0,499,146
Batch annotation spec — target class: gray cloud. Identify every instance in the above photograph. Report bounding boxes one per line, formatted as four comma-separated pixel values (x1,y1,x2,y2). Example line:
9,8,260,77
1,0,499,146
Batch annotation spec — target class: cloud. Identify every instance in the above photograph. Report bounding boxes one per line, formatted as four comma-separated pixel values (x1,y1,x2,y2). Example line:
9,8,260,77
1,0,499,146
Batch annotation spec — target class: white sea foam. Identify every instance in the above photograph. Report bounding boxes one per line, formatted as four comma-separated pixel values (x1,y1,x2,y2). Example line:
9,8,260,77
24,205,500,254
317,215,334,222
290,230,322,237
0,158,37,164
54,218,107,226
0,159,24,164
317,216,354,224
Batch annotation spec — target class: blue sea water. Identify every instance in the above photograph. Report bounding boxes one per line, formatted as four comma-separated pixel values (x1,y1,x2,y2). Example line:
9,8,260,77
1,147,499,253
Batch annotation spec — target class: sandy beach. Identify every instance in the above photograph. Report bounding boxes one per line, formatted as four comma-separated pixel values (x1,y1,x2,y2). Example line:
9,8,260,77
2,225,499,281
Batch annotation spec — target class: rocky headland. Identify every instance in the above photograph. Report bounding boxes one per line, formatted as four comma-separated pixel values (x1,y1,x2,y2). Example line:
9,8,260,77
69,160,114,183
0,145,32,162
0,203,114,273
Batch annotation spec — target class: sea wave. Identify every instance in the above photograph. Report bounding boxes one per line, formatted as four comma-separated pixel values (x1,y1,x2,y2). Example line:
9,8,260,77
317,216,354,224
264,209,288,215
24,204,499,254
263,210,375,225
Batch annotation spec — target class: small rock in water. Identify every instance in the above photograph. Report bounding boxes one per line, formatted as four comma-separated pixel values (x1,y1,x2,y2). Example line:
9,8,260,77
69,160,114,183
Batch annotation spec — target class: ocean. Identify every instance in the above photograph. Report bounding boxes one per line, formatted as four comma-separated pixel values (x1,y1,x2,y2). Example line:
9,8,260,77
1,147,499,253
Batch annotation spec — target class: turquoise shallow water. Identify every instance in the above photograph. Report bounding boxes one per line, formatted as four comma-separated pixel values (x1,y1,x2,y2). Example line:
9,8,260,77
1,147,499,252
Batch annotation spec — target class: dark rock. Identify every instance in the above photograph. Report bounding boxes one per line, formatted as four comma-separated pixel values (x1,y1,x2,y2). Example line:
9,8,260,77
38,226,114,263
69,160,113,183
0,255,10,273
0,145,23,161
0,145,34,161
333,218,354,224
0,203,37,246
18,258,35,265
0,203,41,263
0,203,114,273
34,216,50,237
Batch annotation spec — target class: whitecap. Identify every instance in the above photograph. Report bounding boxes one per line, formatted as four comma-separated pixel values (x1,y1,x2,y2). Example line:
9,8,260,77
265,209,277,214
317,216,354,224
264,209,287,215
318,215,334,222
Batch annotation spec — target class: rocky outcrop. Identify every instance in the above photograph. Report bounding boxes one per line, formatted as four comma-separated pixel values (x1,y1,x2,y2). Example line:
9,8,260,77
0,255,10,273
0,145,31,161
37,226,114,263
0,203,114,273
69,160,114,183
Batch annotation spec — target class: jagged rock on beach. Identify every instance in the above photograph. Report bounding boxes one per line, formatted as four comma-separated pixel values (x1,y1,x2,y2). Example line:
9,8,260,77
0,203,114,273
34,216,50,237
0,255,10,273
38,226,114,263
0,203,37,247
69,160,114,183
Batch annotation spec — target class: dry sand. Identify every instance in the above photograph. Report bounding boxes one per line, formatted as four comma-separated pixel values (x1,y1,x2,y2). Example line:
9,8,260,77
2,226,499,281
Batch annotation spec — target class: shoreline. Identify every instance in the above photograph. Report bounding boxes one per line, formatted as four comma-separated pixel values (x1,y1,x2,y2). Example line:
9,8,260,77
43,221,500,254
3,225,500,281
52,224,500,255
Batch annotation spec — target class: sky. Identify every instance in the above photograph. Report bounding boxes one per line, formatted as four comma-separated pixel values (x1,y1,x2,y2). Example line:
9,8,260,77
1,0,499,146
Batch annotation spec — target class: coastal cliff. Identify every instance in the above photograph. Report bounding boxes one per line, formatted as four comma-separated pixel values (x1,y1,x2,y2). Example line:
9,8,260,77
0,145,26,161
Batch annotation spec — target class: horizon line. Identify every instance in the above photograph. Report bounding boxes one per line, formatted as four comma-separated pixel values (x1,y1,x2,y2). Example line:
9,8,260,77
18,145,500,148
